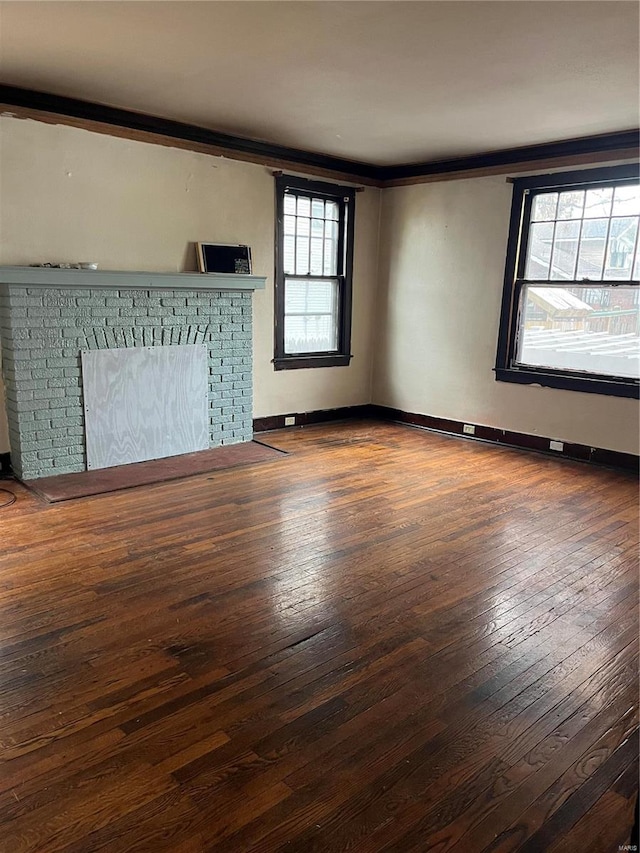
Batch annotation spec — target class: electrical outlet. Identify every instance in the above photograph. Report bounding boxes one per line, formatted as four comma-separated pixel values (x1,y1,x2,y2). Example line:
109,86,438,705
549,440,564,452
463,424,475,435
284,416,296,426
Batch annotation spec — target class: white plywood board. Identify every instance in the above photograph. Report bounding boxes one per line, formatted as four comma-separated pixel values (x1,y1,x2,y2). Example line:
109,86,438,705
82,345,209,470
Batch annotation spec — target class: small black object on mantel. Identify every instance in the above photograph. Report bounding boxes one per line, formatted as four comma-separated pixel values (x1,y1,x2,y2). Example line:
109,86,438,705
196,243,252,275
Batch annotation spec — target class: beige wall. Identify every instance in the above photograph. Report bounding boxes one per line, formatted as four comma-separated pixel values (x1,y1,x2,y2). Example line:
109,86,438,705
373,174,639,454
1,116,637,459
0,117,381,453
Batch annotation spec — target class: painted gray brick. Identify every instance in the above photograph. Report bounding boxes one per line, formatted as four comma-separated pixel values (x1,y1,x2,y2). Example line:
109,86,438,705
9,390,34,403
118,307,147,317
38,446,68,459
77,297,107,307
3,285,255,477
48,377,79,388
28,307,59,318
51,416,80,429
47,357,79,368
21,438,52,452
32,369,59,379
43,295,78,308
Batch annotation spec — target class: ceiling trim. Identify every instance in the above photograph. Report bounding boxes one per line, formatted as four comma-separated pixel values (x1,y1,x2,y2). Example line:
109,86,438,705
381,131,640,184
0,85,637,187
0,85,382,186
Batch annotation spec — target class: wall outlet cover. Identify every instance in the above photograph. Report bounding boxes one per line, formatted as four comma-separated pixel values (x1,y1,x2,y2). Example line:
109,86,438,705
550,440,564,452
463,424,475,435
284,416,296,426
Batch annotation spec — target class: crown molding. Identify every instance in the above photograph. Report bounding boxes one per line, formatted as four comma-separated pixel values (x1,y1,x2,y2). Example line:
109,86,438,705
0,85,637,187
0,85,382,186
379,130,639,184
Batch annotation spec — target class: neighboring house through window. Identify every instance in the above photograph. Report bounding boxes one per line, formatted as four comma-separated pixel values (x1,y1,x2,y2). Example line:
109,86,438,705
495,164,639,398
274,174,355,369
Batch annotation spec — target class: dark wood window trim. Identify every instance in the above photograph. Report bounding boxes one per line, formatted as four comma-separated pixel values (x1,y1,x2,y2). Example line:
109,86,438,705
274,174,355,370
495,163,640,399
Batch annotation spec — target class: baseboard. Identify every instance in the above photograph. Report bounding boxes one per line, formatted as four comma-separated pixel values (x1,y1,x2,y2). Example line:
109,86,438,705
368,405,639,474
253,405,638,474
253,405,372,432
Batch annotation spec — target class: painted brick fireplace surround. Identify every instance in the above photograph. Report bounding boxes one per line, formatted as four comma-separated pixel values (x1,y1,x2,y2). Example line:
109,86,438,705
0,267,265,480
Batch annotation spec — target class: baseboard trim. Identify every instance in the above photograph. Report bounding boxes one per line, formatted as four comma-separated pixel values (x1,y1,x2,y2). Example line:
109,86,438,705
368,405,639,473
253,405,639,473
253,405,371,433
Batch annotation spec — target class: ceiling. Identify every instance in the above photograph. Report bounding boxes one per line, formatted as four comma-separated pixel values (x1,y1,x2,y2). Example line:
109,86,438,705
0,1,638,167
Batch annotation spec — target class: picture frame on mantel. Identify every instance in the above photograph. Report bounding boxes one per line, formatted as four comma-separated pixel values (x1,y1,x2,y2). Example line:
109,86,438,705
196,243,252,275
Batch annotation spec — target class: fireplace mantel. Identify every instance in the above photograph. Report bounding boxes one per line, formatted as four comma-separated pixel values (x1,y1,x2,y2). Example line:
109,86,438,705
0,267,266,291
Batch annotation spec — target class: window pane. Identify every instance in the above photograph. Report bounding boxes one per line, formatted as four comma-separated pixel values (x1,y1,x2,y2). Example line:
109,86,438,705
283,215,296,235
311,198,325,218
604,217,639,280
584,188,613,218
310,238,324,275
531,193,558,222
325,201,339,221
524,221,554,279
283,235,295,274
324,243,336,275
296,216,310,237
297,197,311,217
557,191,584,220
296,237,309,274
550,220,580,280
324,219,338,276
284,277,339,354
576,218,608,280
283,195,296,215
516,284,639,379
612,186,640,217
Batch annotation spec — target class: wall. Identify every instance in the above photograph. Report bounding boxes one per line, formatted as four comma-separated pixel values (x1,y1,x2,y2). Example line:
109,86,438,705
1,116,637,460
373,172,639,454
0,117,381,453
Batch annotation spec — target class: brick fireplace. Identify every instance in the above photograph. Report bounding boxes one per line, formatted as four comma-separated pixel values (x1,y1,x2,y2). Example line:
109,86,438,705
0,267,265,480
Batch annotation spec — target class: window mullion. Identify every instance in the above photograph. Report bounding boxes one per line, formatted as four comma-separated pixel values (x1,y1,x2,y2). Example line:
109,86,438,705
575,216,589,282
547,218,560,281
628,214,640,281
516,191,534,279
600,213,614,282
337,201,346,277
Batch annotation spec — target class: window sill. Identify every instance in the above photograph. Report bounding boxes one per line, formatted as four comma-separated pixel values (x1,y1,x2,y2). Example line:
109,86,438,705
495,366,639,399
273,354,352,371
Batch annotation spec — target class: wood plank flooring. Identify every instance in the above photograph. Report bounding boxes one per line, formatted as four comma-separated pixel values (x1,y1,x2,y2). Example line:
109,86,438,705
0,420,637,852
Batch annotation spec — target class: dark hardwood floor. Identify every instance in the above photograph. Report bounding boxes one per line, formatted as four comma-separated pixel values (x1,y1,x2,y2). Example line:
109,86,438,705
0,421,637,852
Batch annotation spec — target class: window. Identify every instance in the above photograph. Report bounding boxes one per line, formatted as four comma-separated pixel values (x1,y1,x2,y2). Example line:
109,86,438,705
274,174,355,369
495,164,639,398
